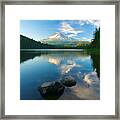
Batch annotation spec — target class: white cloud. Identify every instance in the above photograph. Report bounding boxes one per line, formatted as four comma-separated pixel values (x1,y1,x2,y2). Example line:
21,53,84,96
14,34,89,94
67,34,76,38
78,20,100,28
78,37,92,42
82,37,87,39
70,30,83,35
87,20,100,28
59,22,83,37
78,20,85,26
80,23,85,26
59,22,74,33
82,37,90,40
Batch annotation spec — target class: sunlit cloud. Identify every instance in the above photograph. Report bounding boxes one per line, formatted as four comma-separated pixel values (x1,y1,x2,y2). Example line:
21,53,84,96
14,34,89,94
59,22,83,37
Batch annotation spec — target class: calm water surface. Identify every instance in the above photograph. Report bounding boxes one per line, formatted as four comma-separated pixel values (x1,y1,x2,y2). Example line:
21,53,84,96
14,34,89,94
20,50,100,100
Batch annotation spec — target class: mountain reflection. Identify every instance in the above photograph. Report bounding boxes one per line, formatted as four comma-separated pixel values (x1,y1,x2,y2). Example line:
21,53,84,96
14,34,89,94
20,50,100,100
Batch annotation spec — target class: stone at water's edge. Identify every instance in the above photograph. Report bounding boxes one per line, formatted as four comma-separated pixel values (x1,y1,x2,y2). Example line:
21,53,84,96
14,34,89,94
38,81,65,100
61,76,76,87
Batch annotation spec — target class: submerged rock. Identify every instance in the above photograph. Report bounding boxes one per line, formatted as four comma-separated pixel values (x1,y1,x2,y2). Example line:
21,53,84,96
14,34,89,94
38,81,64,100
61,76,76,87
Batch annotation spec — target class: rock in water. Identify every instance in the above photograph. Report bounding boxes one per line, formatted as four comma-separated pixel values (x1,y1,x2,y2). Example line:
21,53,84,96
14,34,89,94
38,81,64,100
61,76,76,87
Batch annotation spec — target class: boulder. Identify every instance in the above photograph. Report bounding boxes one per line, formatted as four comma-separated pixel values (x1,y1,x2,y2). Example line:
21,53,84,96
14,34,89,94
61,76,76,87
38,81,64,100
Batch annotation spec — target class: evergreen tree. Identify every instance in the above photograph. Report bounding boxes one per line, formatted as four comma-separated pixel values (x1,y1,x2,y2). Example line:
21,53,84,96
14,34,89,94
90,27,100,49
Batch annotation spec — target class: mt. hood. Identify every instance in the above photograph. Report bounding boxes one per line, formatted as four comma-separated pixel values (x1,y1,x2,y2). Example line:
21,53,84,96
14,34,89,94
40,32,90,46
48,32,68,40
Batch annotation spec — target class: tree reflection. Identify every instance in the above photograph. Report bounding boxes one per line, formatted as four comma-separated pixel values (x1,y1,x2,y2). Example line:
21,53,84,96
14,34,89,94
90,53,100,78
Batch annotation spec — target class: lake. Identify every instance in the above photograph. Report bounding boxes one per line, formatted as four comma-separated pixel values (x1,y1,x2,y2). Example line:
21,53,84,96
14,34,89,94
20,50,100,100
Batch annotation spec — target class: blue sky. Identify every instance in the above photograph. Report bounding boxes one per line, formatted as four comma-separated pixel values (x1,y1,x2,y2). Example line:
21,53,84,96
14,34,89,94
20,20,100,42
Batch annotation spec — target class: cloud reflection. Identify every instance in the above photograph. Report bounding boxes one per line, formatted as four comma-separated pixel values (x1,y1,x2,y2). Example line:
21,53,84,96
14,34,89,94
48,58,61,65
83,71,99,86
59,84,99,100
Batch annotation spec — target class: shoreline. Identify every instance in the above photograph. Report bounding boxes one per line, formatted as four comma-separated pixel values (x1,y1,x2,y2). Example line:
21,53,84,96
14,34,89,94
20,49,84,52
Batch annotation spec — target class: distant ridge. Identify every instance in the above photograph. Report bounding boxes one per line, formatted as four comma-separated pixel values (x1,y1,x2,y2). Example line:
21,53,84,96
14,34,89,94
20,35,55,49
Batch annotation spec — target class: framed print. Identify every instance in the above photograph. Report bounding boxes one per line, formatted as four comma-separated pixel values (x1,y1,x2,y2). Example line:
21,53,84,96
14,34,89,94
0,0,119,119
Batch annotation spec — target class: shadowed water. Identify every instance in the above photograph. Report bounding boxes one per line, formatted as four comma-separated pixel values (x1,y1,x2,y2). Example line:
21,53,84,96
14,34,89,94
20,50,100,100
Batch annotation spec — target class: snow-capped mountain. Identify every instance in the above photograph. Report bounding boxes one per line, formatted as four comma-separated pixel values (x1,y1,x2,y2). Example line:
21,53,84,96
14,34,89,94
41,32,90,46
48,32,68,40
41,32,71,45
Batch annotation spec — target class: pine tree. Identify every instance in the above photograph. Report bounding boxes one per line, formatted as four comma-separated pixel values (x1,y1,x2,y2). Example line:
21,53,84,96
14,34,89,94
90,27,100,49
